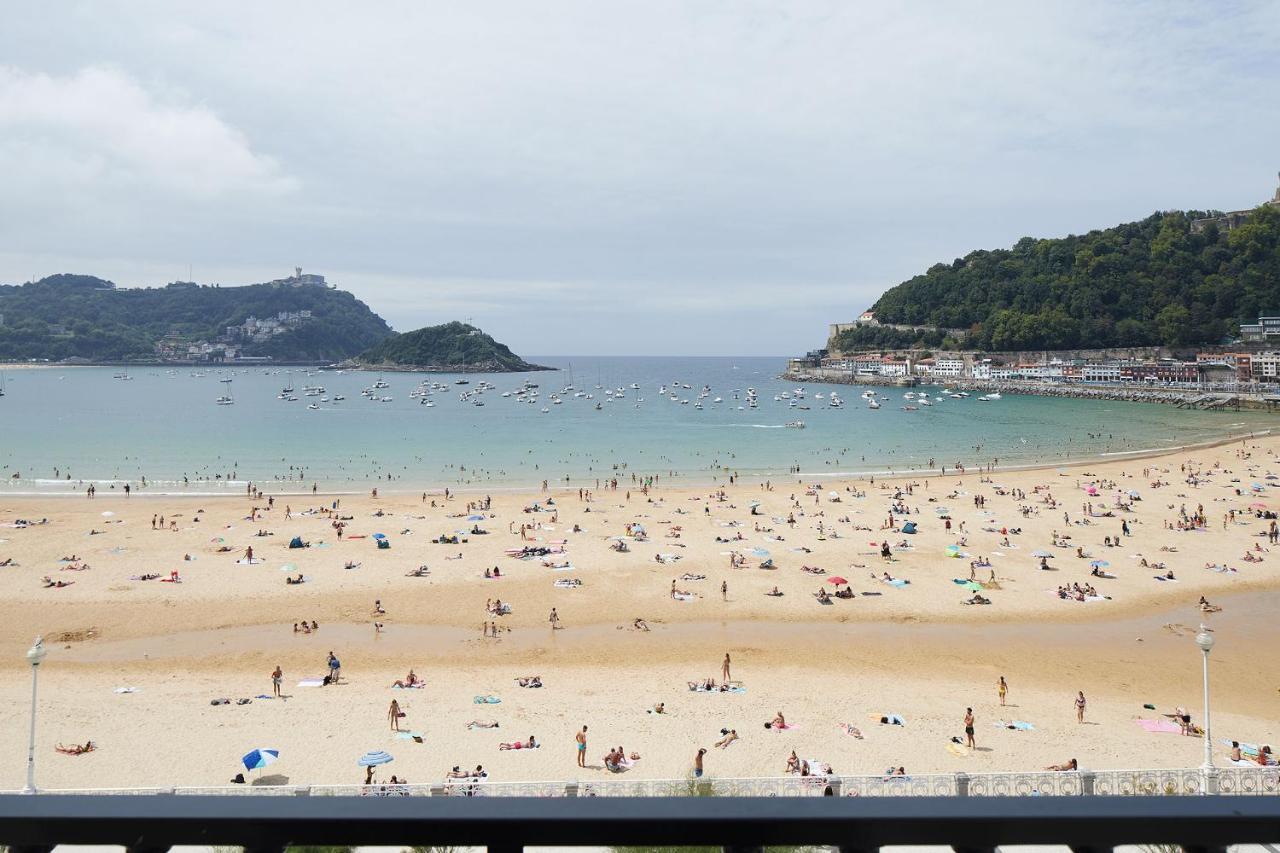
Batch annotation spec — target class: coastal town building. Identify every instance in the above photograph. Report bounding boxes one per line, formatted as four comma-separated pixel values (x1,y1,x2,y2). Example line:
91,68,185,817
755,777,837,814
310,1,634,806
791,348,1280,389
1238,316,1280,342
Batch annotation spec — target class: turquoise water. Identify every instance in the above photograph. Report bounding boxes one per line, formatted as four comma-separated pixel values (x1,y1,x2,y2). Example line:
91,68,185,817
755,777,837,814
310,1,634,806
0,357,1271,494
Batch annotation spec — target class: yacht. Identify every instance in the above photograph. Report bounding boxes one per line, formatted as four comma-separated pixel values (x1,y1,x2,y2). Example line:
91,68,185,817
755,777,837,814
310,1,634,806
868,398,881,409
215,395,234,406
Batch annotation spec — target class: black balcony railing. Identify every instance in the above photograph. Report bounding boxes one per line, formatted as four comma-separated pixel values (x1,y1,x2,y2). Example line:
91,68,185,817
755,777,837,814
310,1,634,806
0,794,1278,853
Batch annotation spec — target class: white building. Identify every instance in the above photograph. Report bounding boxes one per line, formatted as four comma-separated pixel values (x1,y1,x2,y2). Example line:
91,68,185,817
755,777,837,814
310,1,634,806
932,358,966,378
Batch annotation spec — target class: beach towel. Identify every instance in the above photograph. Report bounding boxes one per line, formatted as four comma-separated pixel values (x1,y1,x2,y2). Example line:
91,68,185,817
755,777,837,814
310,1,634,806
871,713,905,725
391,683,425,689
1137,718,1183,734
673,592,697,601
994,720,1034,731
884,579,909,588
1153,576,1178,582
946,741,968,757
473,695,501,704
297,678,325,688
113,687,139,694
236,558,262,565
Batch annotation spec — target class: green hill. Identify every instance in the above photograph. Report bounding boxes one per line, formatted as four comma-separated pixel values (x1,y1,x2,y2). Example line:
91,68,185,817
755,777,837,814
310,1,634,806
0,274,392,362
355,321,548,372
832,205,1280,353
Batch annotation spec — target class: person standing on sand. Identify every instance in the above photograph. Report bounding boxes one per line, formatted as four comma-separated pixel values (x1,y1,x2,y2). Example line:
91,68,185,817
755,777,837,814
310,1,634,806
549,608,561,630
721,580,728,601
722,653,732,683
998,677,1008,706
272,665,283,697
964,707,976,749
388,699,402,731
1075,691,1087,723
576,726,588,768
327,652,341,684
693,747,706,778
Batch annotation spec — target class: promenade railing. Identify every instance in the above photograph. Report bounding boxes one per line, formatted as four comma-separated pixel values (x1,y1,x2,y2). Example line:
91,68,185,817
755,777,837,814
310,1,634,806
2,791,1279,853
15,764,1279,799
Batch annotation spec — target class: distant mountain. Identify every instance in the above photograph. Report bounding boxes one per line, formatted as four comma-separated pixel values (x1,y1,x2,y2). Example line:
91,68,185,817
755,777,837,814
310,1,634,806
831,204,1280,353
0,273,392,362
354,322,549,372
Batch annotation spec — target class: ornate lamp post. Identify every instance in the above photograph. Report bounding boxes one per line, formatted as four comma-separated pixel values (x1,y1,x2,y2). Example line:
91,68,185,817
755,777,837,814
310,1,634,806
23,636,46,794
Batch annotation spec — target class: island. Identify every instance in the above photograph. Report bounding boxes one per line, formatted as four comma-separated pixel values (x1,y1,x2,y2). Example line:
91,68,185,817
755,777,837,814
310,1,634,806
349,321,551,373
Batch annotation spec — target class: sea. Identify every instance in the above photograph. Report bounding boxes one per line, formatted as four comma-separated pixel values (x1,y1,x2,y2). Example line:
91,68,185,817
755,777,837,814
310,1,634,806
0,357,1271,495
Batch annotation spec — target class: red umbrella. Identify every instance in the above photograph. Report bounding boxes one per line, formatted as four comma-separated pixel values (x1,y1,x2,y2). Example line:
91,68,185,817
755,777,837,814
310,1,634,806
827,576,849,586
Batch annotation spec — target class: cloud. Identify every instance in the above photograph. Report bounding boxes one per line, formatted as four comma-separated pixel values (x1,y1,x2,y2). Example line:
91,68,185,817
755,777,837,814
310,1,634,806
0,65,295,199
0,3,1279,354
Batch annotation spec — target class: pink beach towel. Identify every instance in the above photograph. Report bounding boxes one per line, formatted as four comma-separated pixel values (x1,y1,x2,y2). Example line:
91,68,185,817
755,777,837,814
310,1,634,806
1136,718,1182,734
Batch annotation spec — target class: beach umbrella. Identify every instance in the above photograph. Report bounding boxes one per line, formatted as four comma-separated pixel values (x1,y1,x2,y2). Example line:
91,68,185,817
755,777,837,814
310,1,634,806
1252,483,1265,490
357,750,394,767
101,511,115,517
467,514,486,521
750,547,770,558
963,580,983,592
828,491,839,499
1085,487,1098,496
1249,502,1268,509
241,748,279,771
827,576,849,586
1090,560,1110,569
372,533,387,540
1128,490,1141,498
279,563,297,572
1032,550,1053,558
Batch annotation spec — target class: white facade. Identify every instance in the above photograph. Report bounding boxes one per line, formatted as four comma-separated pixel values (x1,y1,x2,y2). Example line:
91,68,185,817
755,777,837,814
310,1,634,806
932,358,965,377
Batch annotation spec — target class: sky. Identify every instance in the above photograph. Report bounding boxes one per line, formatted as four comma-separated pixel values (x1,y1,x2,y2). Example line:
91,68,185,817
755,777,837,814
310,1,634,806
1,1,1278,356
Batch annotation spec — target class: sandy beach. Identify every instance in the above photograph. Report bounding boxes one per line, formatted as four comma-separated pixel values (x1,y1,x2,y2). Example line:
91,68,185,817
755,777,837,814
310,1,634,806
1,435,1279,790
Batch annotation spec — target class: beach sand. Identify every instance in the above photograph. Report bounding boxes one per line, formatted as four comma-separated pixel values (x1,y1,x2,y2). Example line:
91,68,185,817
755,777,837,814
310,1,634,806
1,435,1278,789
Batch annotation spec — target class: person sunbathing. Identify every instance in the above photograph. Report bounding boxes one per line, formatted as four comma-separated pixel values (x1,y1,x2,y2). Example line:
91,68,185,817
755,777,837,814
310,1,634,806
766,586,784,597
714,729,739,748
499,735,538,750
1045,758,1078,771
769,711,787,729
632,618,650,631
392,669,422,688
1199,597,1222,613
467,720,500,729
515,675,542,688
56,741,96,755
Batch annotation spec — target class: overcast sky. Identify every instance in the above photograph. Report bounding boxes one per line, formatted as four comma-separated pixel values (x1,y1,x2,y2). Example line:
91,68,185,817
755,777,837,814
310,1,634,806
1,2,1278,355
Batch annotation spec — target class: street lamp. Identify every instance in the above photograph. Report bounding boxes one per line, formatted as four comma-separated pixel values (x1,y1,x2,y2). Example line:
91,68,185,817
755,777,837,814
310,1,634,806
23,636,46,795
1195,625,1215,772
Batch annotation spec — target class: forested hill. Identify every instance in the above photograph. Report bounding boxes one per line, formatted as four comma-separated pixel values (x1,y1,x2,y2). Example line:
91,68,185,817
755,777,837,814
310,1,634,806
0,274,392,362
833,205,1280,352
356,322,549,372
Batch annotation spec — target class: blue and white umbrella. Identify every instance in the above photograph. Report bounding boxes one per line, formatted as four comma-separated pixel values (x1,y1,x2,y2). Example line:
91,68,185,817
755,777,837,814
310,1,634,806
242,748,279,771
372,533,387,540
357,750,394,767
1090,560,1110,569
750,547,770,557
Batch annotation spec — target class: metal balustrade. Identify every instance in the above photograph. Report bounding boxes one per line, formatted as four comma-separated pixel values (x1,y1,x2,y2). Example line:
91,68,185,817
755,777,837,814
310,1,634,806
15,765,1279,799
1,792,1278,853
